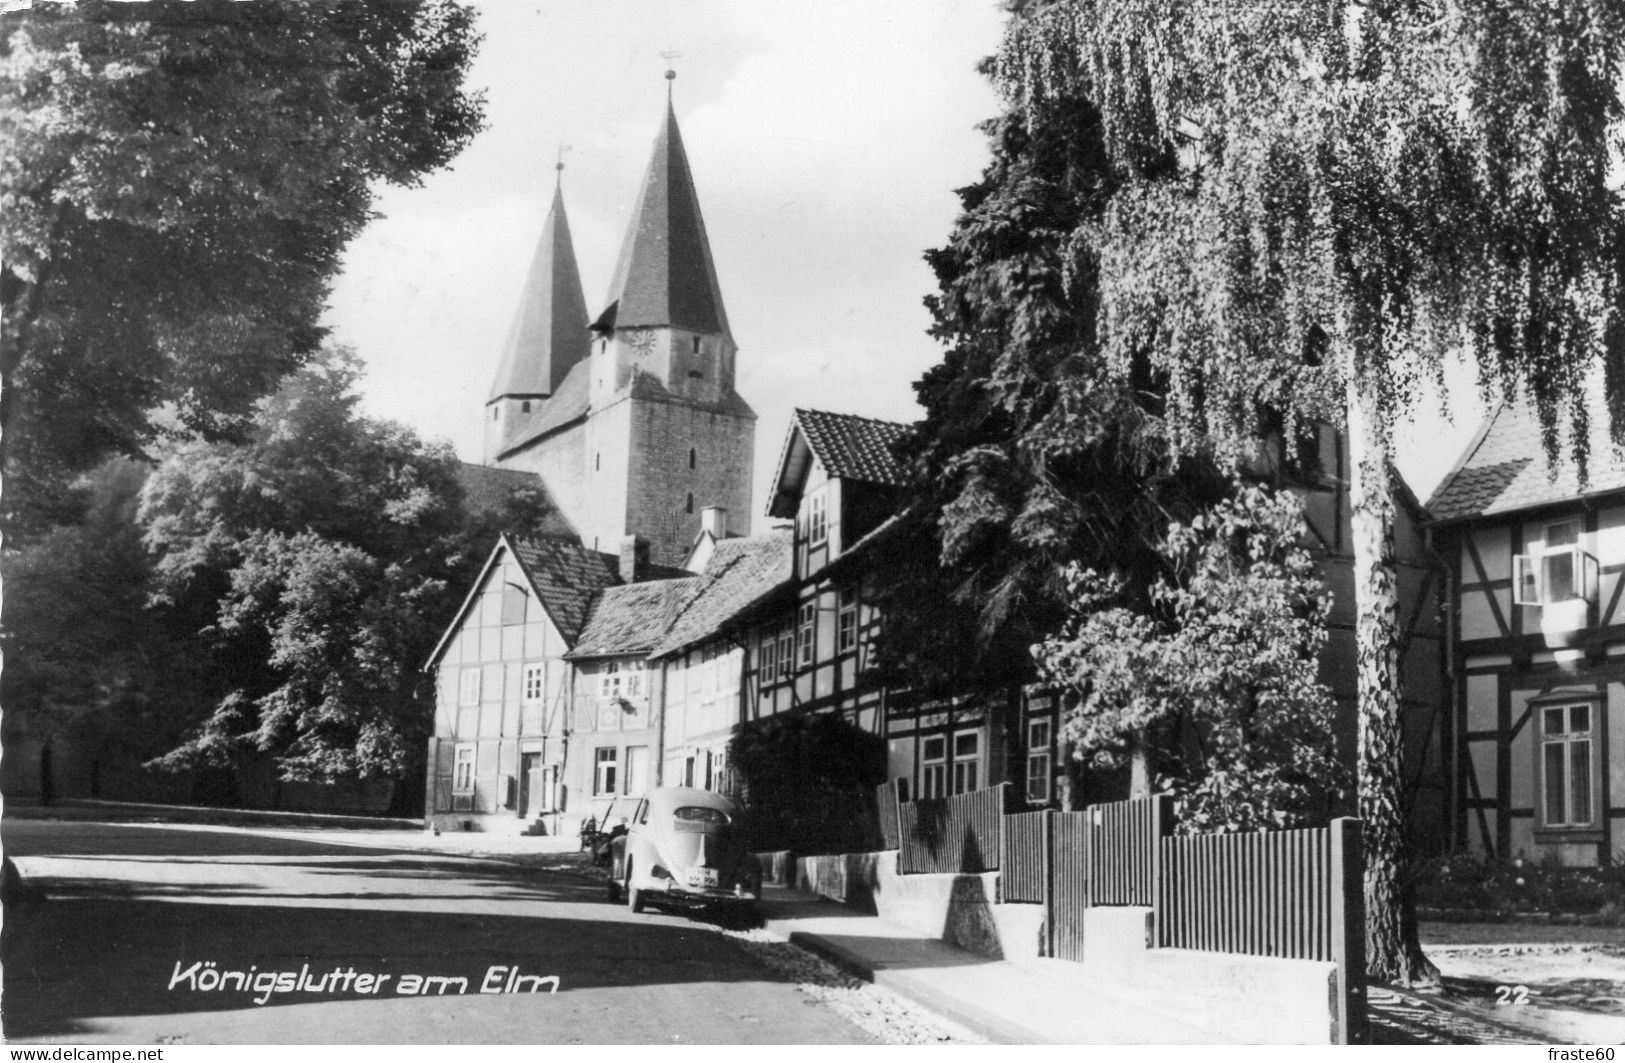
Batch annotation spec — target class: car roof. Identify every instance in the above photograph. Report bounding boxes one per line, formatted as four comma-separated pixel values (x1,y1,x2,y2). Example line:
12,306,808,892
644,786,740,815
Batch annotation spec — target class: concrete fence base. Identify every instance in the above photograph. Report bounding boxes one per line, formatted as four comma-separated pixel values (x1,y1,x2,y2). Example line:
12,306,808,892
1082,907,1340,1044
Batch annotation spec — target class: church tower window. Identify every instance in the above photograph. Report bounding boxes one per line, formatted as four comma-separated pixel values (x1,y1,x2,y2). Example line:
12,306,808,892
688,448,696,470
686,494,694,514
521,400,531,413
692,335,701,354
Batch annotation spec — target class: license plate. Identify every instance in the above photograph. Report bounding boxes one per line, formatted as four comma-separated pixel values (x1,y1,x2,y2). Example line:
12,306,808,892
688,868,719,888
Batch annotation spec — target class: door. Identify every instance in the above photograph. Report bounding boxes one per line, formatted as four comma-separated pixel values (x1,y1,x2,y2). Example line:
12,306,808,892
521,752,543,817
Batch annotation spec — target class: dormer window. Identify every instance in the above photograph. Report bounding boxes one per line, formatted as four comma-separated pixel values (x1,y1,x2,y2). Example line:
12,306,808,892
1514,520,1596,606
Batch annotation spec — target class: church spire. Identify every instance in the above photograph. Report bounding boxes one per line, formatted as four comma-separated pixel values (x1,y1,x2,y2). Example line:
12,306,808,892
489,171,590,402
591,93,730,339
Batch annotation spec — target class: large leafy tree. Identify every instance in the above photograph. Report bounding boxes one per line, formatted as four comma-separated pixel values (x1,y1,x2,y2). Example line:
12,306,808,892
1,459,208,794
998,0,1625,982
0,0,482,535
138,348,556,785
872,71,1226,729
1035,486,1345,834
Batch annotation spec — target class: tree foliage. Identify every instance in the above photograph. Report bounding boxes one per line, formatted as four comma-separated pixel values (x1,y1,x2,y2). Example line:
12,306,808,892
728,712,887,855
0,459,206,785
1035,486,1345,833
996,0,1625,982
872,72,1225,701
0,0,483,534
137,348,556,783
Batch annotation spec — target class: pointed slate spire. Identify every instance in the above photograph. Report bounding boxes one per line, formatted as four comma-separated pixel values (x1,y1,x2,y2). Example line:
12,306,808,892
592,101,731,338
490,180,590,401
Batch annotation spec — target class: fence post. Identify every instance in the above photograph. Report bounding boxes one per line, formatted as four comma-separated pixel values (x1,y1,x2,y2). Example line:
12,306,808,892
891,779,905,853
1042,809,1054,957
1150,794,1174,944
1329,817,1368,1045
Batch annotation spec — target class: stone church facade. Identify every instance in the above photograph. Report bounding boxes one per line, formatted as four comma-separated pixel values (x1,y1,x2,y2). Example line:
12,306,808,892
482,97,755,567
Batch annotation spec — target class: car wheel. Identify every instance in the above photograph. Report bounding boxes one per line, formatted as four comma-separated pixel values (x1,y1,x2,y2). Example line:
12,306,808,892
625,861,645,914
605,877,620,903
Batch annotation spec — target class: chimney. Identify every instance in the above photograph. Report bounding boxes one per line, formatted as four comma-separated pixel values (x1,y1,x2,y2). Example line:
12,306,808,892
700,506,728,540
619,535,649,583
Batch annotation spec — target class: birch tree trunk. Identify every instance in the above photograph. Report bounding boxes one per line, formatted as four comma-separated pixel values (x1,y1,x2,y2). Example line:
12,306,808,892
1346,367,1438,985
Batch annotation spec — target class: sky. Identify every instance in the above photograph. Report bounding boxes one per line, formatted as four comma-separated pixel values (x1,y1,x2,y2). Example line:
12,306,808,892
324,0,1488,516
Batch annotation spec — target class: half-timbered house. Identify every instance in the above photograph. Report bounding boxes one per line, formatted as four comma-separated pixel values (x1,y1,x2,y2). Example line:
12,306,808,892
1429,400,1625,865
423,534,618,833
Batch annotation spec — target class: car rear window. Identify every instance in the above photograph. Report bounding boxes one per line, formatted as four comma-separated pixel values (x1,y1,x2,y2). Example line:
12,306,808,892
673,805,730,826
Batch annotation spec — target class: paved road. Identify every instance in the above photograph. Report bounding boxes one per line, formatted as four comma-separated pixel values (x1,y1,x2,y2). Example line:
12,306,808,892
2,819,878,1045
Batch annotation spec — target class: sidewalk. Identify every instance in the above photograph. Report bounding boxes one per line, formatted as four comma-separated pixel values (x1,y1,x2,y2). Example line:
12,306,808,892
754,885,1233,1045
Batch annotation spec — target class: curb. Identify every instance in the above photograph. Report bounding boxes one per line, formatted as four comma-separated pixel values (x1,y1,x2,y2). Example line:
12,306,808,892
760,918,1043,1045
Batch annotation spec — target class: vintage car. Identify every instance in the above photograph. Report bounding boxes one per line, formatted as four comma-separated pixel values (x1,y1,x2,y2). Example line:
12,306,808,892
607,786,760,916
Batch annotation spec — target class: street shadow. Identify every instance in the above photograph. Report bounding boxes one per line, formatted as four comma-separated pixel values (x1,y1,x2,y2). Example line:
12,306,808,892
2,821,436,860
2,891,800,1039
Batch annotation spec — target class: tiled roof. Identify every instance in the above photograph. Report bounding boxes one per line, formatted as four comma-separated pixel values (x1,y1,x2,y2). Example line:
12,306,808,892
508,536,620,645
454,464,575,539
568,578,701,659
1427,398,1625,522
489,183,591,401
592,103,730,338
794,408,911,486
651,530,793,658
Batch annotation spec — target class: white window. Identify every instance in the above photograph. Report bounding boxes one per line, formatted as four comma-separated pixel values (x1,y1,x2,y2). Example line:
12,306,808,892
1514,521,1596,606
594,747,618,796
797,601,816,667
1026,719,1052,803
777,624,795,677
453,745,476,793
458,668,481,707
623,662,643,699
921,736,947,799
807,492,828,545
522,663,545,703
952,731,981,794
1540,702,1597,829
600,662,622,700
837,587,858,652
759,631,778,684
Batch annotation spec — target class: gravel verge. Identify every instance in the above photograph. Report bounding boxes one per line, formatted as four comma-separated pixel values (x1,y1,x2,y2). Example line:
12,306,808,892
714,926,985,1044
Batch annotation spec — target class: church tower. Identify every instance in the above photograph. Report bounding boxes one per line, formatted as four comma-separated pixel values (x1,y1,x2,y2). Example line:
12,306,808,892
484,170,590,464
491,80,756,567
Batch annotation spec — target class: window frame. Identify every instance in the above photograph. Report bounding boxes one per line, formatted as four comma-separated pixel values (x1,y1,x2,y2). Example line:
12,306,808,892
1534,696,1603,839
452,744,476,793
600,661,622,700
1513,520,1595,607
921,735,947,800
796,601,816,668
951,730,981,795
777,623,795,678
521,662,546,704
807,491,828,546
594,747,619,797
1026,718,1052,804
837,586,858,653
759,629,778,684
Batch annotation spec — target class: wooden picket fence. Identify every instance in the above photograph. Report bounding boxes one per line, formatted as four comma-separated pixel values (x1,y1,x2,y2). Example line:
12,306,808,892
896,784,1004,874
